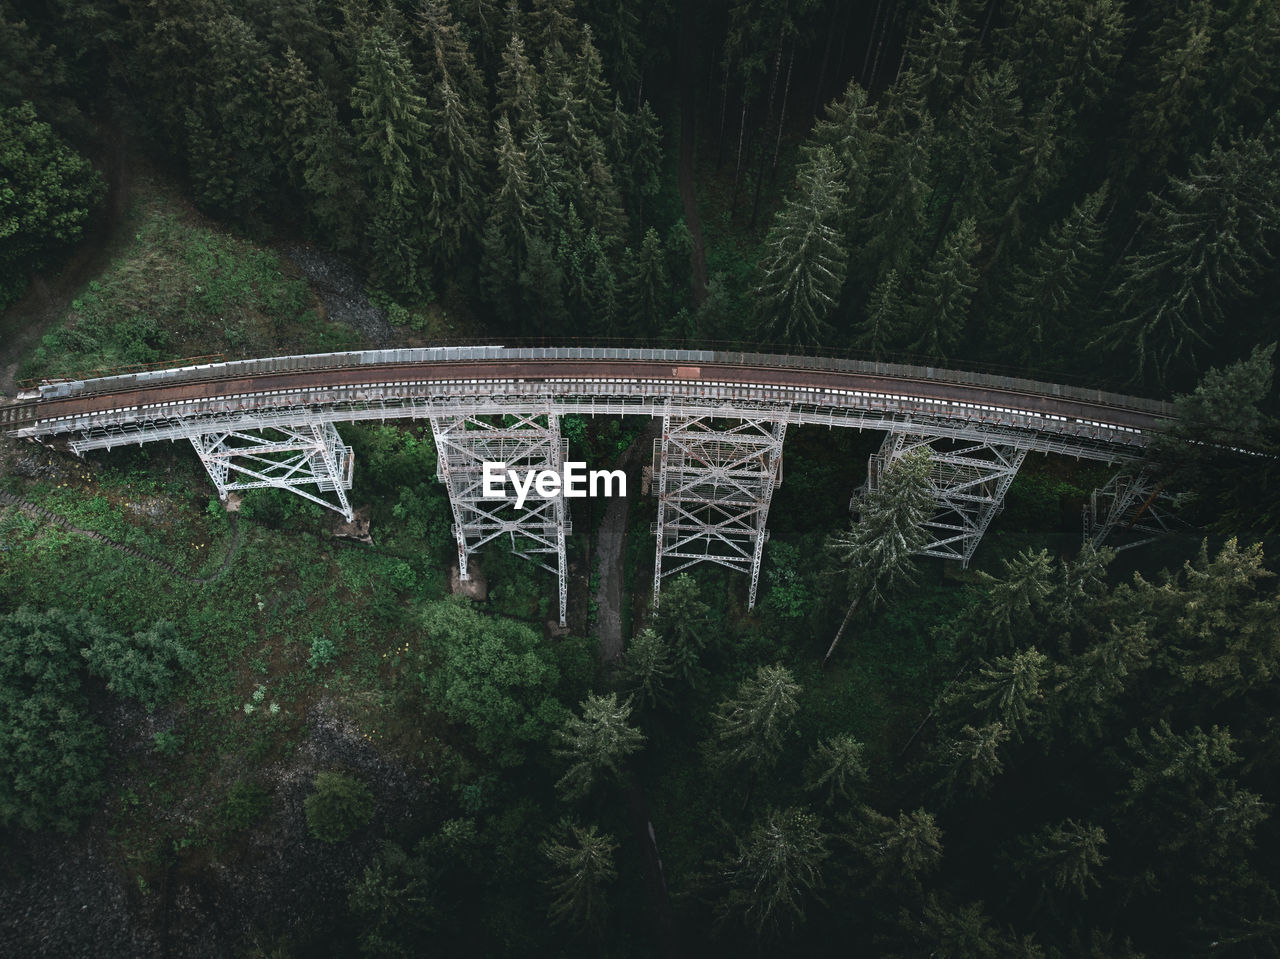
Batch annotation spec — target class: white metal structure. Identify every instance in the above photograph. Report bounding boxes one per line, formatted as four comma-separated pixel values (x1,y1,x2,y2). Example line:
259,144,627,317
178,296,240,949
1083,471,1185,552
5,347,1176,615
430,412,570,625
191,421,354,521
651,406,786,610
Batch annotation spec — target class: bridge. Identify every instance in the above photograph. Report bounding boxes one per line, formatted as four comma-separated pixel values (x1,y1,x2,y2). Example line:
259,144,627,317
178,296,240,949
1,347,1178,626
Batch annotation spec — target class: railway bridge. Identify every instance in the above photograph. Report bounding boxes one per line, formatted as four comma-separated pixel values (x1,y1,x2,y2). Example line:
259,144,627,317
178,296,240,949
0,347,1178,626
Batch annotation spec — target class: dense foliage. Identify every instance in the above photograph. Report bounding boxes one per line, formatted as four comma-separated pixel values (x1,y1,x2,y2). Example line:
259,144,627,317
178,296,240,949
2,0,1280,956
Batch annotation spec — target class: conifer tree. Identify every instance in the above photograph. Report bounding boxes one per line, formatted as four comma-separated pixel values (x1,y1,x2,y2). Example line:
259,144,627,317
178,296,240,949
541,821,618,934
949,648,1049,739
853,807,944,892
1101,129,1280,385
908,217,980,359
1012,819,1108,901
753,144,849,346
553,692,646,801
716,807,830,937
934,722,1011,798
858,114,934,281
807,78,879,229
855,269,908,354
804,734,869,806
623,227,670,339
998,184,1108,366
712,664,802,775
496,31,538,139
824,447,934,665
621,628,674,708
272,48,363,249
350,15,435,292
900,0,974,117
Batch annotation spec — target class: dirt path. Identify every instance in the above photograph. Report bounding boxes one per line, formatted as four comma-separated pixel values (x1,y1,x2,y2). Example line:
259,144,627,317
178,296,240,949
592,421,660,665
0,124,131,396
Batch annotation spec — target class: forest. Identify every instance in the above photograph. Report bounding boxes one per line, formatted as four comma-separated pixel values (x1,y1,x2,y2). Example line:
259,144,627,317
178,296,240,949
1,0,1279,956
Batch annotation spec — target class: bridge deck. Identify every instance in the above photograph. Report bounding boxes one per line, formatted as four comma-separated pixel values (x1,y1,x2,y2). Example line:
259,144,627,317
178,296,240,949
2,347,1173,462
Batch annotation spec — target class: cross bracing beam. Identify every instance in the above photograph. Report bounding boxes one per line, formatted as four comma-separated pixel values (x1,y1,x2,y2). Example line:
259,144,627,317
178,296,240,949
190,421,354,521
652,406,785,610
430,412,569,626
1084,471,1185,552
863,431,1027,566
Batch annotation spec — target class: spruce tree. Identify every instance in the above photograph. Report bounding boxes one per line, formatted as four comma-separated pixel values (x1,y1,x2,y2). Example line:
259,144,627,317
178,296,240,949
496,31,538,138
541,821,618,934
1101,130,1280,385
623,227,671,340
716,807,830,937
908,216,980,359
712,664,803,775
998,184,1108,367
553,692,646,801
803,734,869,805
753,144,849,346
824,447,934,665
1012,819,1108,901
855,269,909,354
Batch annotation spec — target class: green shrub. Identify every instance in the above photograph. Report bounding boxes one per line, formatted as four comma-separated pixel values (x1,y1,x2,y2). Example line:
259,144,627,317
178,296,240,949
220,780,270,832
304,770,374,843
309,636,338,670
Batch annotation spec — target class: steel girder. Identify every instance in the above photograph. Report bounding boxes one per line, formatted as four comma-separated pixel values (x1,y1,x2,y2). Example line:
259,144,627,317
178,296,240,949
190,421,355,521
430,412,569,626
865,431,1027,566
1083,471,1184,551
651,405,786,610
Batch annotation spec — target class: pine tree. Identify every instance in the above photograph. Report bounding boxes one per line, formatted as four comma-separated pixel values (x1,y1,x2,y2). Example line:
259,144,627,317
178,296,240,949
853,807,944,892
857,114,934,282
1119,0,1215,183
519,233,569,336
621,628,673,708
712,664,803,775
949,648,1049,739
1101,129,1280,385
623,227,670,340
541,821,618,934
855,269,909,354
573,26,610,137
934,722,1011,798
976,547,1057,652
496,31,539,139
804,734,869,805
349,15,435,291
753,144,849,346
909,217,980,359
272,48,364,249
553,692,646,801
653,572,712,687
994,0,1130,115
807,78,879,230
716,807,830,937
901,0,974,117
938,61,1022,234
824,447,934,665
1012,819,1108,902
998,184,1108,367
524,116,568,229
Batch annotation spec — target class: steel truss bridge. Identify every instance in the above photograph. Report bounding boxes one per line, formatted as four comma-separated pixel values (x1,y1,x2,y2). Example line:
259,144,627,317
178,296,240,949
1,347,1178,626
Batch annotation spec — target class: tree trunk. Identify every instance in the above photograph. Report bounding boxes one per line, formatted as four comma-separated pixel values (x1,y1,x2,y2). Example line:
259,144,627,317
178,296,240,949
822,591,864,668
750,28,785,227
679,0,709,303
861,0,886,85
772,42,795,178
731,99,748,215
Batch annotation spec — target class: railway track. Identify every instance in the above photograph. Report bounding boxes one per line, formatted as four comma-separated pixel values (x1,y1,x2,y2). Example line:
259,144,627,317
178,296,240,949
1,348,1174,460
